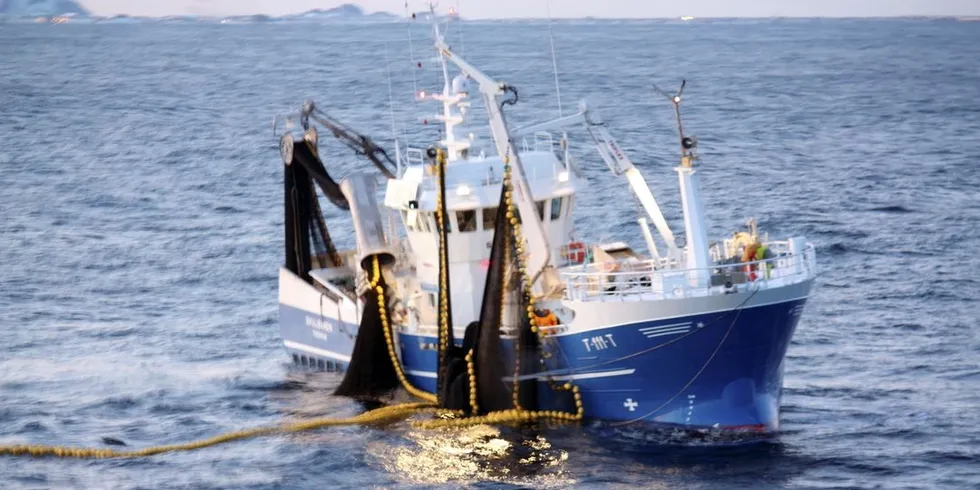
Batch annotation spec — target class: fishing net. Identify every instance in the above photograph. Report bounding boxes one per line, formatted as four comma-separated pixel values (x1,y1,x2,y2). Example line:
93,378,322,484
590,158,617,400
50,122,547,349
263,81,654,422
281,132,402,398
334,273,400,398
282,135,348,281
436,152,539,414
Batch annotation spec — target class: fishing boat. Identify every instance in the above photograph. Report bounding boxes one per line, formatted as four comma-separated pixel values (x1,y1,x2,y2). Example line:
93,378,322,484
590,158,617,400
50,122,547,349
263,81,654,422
273,8,816,433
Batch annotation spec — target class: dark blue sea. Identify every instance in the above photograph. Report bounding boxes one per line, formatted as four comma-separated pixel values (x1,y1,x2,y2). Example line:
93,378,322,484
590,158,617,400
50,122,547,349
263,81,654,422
1,18,979,489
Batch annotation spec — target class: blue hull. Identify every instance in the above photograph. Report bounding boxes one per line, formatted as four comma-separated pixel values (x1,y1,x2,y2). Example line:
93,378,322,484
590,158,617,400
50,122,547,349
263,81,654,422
280,297,806,430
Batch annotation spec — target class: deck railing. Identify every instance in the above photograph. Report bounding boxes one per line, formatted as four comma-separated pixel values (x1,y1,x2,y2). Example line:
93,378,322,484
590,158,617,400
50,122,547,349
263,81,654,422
559,243,816,302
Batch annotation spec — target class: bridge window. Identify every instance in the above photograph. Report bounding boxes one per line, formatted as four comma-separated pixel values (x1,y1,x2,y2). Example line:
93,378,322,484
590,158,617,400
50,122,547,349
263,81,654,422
536,201,546,221
418,212,431,233
456,210,477,232
482,207,497,231
551,197,563,220
432,212,451,233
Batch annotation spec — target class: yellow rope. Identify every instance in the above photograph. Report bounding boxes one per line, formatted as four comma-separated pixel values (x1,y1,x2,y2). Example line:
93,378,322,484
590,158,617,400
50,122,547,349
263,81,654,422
435,149,452,400
370,256,438,403
501,157,585,422
465,348,479,413
0,402,433,459
412,403,583,430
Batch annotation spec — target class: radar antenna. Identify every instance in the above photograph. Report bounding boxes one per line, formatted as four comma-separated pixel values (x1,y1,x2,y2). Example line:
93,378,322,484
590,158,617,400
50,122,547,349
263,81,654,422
653,80,697,166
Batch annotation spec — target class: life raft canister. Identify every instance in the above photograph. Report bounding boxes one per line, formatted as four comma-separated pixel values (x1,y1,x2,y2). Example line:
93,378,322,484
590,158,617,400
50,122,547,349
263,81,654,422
561,241,587,264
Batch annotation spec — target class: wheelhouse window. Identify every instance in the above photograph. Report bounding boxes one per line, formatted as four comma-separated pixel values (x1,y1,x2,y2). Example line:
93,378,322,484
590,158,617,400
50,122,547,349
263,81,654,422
536,201,546,221
439,212,452,233
456,210,477,232
550,197,563,220
482,207,498,231
418,212,431,233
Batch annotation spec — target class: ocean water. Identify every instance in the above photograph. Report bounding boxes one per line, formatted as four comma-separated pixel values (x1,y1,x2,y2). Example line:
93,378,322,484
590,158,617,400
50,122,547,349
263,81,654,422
1,18,979,489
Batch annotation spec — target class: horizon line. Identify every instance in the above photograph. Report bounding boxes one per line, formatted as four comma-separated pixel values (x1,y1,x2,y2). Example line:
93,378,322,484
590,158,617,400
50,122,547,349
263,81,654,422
41,12,980,20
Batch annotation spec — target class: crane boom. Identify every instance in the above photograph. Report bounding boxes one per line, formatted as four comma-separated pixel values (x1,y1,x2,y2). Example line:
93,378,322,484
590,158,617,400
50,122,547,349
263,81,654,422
514,104,679,257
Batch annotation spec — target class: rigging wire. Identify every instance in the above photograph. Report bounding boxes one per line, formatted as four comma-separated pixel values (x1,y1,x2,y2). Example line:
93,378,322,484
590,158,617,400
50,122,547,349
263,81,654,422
406,0,419,96
383,44,402,176
455,0,465,56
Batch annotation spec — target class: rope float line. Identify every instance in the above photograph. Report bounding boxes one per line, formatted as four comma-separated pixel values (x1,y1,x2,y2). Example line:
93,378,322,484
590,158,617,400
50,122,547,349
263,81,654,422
0,402,434,460
370,255,438,403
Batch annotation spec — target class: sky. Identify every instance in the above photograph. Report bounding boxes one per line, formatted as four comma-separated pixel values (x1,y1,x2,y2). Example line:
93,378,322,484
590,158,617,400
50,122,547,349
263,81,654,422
78,0,980,19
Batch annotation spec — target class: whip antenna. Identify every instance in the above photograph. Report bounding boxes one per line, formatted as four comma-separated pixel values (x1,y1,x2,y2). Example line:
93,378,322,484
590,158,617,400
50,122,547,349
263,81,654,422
546,0,563,118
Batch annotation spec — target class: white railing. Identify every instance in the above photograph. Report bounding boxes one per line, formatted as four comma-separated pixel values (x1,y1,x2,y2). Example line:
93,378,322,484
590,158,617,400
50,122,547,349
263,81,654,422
416,169,504,192
519,131,556,153
415,160,564,192
560,243,817,302
533,132,555,153
405,147,426,166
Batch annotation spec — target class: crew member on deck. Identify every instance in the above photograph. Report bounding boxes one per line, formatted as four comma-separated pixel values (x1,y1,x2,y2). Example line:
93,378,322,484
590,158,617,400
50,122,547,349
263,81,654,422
534,308,559,327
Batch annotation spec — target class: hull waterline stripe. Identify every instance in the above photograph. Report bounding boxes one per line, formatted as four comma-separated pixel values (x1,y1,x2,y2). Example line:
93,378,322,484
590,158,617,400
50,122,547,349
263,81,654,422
283,341,352,363
405,370,438,379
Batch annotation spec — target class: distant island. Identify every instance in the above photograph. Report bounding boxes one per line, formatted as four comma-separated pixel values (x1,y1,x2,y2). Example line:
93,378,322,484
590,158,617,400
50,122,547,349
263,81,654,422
0,1,405,23
0,0,88,17
280,4,399,22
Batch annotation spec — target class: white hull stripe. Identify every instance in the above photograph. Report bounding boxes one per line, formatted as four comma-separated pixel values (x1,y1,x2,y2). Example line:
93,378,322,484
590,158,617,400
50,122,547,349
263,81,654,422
551,369,636,381
506,368,637,382
283,340,352,363
644,328,691,339
405,370,438,379
638,322,691,332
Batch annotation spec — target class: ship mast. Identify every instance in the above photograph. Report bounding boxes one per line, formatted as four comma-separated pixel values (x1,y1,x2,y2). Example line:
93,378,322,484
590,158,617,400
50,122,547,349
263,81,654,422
426,4,551,284
428,8,471,162
656,81,711,285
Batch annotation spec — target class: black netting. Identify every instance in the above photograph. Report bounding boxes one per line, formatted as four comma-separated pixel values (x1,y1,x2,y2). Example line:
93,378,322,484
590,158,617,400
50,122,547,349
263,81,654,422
291,139,350,210
334,276,400,398
283,137,348,280
437,161,538,415
283,153,313,283
308,183,342,269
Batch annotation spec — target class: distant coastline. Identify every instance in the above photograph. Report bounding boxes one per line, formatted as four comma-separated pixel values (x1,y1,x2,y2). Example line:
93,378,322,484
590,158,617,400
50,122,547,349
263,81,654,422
2,1,978,24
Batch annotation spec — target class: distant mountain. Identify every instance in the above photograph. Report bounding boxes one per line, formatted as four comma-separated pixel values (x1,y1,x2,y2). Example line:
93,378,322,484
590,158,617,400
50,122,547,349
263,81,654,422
282,4,400,22
0,0,88,17
219,14,275,24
